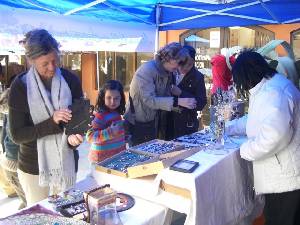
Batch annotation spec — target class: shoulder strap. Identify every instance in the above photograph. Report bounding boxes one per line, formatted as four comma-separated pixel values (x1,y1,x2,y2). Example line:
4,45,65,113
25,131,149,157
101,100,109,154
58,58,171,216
129,93,135,114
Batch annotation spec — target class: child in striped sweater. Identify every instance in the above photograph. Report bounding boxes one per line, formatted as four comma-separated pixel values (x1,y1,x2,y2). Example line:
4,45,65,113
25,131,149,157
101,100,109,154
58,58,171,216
86,80,126,163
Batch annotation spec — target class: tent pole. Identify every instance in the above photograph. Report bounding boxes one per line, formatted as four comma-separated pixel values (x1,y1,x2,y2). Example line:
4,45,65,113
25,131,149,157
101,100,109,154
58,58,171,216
96,51,100,90
160,1,276,26
103,2,154,25
22,0,58,14
64,0,106,15
258,0,280,23
155,4,161,53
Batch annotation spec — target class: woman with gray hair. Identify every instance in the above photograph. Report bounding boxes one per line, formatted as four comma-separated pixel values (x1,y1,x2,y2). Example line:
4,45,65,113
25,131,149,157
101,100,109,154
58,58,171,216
124,42,197,145
8,29,83,205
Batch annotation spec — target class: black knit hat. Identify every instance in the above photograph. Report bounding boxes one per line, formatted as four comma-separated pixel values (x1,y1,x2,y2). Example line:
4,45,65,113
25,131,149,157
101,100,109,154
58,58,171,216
183,45,196,60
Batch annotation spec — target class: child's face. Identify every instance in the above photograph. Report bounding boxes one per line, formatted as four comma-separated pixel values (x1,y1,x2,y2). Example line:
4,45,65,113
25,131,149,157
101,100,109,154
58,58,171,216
104,89,121,110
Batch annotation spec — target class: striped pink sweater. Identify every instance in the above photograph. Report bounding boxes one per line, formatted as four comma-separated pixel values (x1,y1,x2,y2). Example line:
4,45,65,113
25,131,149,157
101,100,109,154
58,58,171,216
86,110,125,163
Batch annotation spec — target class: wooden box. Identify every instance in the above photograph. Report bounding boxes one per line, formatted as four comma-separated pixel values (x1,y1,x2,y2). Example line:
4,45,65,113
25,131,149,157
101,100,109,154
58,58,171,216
95,139,200,178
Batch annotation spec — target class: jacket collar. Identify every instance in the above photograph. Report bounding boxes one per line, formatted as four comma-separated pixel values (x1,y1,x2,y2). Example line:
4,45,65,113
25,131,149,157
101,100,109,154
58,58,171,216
179,66,196,84
249,78,267,96
184,66,196,78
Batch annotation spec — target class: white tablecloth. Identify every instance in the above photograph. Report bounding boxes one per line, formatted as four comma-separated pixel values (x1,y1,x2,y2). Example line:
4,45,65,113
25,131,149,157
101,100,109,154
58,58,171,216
93,136,262,225
39,177,172,225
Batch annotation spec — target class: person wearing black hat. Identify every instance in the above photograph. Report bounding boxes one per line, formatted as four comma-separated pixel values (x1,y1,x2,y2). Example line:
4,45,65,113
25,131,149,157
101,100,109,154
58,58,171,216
167,45,207,139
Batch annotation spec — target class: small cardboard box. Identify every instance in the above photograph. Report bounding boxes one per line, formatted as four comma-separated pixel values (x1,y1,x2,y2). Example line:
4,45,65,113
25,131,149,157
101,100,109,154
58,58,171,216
95,139,200,178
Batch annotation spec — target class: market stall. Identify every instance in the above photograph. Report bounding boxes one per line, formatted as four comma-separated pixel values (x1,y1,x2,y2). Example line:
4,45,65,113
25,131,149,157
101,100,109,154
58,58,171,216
92,134,261,225
1,128,261,225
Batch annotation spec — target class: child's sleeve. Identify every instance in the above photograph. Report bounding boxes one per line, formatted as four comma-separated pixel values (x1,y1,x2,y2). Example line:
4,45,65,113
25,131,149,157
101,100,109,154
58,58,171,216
86,113,124,144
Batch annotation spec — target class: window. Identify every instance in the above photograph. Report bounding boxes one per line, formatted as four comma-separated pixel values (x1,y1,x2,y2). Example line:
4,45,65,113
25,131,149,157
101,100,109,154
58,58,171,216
136,52,153,68
182,28,221,72
291,29,300,60
61,52,82,81
180,26,274,77
97,51,114,89
229,27,255,48
0,55,26,87
229,26,274,48
96,51,137,90
115,52,134,90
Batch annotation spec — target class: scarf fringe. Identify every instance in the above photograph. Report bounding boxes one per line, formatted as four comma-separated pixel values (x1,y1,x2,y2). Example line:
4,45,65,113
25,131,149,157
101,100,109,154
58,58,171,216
39,169,76,194
27,67,75,194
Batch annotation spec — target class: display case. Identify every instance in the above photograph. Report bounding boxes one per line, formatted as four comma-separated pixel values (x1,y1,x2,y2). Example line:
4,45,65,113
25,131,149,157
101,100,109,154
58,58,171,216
96,139,200,178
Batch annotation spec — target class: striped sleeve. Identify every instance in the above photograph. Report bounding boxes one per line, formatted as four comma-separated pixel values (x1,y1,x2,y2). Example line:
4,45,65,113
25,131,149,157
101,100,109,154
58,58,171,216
86,112,123,143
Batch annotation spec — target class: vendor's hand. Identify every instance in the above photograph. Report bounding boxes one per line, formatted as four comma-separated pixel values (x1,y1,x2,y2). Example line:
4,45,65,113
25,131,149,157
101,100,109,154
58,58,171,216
178,98,197,109
53,109,72,124
68,134,83,147
171,85,182,96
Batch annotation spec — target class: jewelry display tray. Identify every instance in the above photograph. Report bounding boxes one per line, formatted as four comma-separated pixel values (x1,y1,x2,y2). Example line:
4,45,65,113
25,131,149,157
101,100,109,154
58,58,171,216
96,139,200,178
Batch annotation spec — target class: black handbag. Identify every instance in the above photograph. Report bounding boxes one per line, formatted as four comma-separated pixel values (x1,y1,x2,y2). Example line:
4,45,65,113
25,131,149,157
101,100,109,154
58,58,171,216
65,98,93,135
126,95,156,146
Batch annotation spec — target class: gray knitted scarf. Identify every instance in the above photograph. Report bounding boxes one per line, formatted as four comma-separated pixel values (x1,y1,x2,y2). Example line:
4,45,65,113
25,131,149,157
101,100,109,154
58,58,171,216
26,66,76,194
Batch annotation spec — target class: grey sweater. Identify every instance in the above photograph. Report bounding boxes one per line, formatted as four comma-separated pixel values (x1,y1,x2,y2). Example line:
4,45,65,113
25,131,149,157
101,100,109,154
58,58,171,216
124,59,175,124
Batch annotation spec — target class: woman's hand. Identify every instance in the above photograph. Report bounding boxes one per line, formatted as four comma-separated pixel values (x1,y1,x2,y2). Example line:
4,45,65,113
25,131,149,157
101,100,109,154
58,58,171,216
67,134,83,147
53,109,72,124
178,98,197,109
171,85,182,96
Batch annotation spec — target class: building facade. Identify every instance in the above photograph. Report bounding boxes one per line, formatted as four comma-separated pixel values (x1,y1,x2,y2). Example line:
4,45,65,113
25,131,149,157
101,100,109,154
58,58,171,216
1,23,299,108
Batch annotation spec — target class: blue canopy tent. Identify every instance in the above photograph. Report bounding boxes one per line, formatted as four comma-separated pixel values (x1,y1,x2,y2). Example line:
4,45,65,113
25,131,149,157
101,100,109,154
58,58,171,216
0,0,300,52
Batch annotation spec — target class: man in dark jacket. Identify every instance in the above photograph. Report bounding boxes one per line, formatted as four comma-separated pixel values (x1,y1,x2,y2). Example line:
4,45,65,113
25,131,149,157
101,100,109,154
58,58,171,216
168,45,207,139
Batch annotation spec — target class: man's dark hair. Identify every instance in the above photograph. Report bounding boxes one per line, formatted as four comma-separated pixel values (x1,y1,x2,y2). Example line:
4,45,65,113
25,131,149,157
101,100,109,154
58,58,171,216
232,49,276,96
183,45,196,60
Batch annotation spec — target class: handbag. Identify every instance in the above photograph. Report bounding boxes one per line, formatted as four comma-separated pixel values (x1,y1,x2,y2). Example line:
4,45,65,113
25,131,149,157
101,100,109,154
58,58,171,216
126,94,156,146
65,98,93,135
